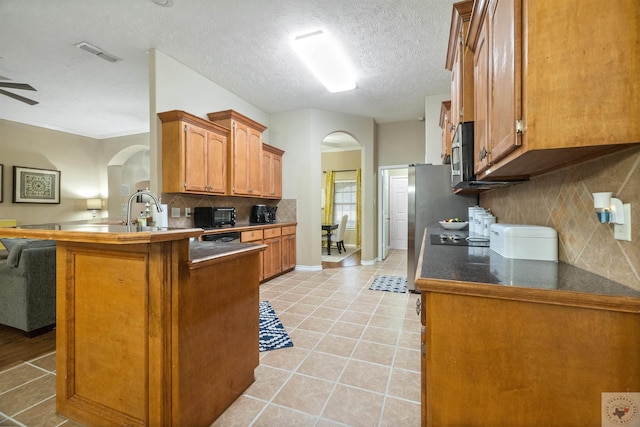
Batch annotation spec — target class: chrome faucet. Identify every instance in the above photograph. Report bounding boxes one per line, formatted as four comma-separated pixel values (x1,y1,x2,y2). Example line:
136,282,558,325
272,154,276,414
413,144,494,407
126,189,163,228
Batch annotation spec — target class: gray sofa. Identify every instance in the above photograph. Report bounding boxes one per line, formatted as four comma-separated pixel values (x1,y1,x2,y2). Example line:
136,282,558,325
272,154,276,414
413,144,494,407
0,238,56,335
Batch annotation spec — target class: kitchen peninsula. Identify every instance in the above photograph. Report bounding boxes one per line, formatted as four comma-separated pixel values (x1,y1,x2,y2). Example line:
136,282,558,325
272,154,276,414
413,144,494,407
415,229,640,426
1,224,266,427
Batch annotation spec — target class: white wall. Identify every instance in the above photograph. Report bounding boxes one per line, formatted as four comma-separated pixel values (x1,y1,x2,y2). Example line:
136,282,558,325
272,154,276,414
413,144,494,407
271,109,376,269
424,92,450,164
377,120,425,166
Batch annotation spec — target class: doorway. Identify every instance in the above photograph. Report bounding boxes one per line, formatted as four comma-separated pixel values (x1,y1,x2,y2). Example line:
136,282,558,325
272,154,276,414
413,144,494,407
377,165,409,260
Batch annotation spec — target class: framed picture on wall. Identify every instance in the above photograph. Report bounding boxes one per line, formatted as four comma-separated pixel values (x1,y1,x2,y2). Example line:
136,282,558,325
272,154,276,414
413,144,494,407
12,166,61,204
0,164,3,202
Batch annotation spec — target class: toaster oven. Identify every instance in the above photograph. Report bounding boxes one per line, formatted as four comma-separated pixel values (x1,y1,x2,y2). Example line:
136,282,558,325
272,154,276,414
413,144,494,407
193,207,236,228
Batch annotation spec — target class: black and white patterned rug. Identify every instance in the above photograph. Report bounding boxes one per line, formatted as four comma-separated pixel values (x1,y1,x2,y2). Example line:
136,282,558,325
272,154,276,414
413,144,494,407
369,275,408,293
259,301,294,352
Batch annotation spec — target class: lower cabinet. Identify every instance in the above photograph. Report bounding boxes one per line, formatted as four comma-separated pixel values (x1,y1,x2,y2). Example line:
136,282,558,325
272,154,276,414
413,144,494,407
281,226,296,271
241,225,296,282
263,228,282,279
240,229,264,282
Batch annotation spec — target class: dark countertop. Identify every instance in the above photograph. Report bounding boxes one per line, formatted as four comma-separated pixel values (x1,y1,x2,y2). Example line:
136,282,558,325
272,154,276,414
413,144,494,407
188,240,266,268
416,229,640,311
199,221,297,234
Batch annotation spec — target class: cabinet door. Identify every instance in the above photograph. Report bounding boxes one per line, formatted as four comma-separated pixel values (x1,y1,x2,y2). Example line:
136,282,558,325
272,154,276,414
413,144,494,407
263,237,282,279
206,131,227,194
184,123,208,193
450,44,461,132
272,154,282,199
262,151,274,197
282,234,296,271
474,14,490,174
247,128,262,196
487,0,522,163
231,122,250,195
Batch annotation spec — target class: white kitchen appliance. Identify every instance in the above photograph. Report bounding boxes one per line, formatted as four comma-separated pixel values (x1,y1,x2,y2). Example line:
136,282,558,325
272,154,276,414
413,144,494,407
489,224,558,262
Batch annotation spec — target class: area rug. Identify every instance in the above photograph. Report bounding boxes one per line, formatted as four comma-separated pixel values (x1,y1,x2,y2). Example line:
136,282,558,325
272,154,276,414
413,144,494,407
259,301,293,352
369,275,408,293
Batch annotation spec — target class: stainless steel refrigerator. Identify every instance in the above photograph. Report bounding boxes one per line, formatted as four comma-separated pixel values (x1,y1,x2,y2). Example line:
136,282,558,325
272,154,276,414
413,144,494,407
407,164,478,291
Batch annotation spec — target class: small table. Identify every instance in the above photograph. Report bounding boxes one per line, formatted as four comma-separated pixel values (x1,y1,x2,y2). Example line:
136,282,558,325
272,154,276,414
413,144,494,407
322,223,338,255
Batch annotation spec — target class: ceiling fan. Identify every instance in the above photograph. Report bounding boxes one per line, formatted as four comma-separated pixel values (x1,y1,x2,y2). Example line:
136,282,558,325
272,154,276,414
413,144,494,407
0,76,39,105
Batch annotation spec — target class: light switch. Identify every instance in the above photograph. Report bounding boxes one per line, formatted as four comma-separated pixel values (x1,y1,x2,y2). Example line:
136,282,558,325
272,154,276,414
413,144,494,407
185,207,191,218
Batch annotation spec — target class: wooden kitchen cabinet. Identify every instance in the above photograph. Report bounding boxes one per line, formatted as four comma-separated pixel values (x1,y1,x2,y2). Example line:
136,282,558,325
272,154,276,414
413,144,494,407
439,100,452,164
262,143,284,199
241,229,264,282
417,288,640,426
262,227,282,279
208,110,266,197
446,0,475,131
467,0,640,180
159,110,229,195
281,225,296,272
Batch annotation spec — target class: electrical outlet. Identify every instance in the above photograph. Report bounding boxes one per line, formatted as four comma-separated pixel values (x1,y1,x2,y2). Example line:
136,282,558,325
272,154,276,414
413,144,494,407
185,207,191,218
614,203,631,241
171,207,181,218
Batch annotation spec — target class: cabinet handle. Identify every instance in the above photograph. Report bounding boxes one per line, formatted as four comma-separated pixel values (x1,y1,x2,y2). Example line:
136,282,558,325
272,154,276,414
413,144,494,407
415,299,421,316
478,146,489,161
421,342,426,356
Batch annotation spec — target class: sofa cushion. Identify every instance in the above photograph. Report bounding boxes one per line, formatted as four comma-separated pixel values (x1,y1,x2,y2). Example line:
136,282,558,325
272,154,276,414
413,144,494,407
0,238,30,252
6,239,56,268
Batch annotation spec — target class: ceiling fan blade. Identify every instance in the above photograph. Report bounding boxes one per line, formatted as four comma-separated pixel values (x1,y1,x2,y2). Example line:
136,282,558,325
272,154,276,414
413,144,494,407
0,82,36,91
0,88,39,105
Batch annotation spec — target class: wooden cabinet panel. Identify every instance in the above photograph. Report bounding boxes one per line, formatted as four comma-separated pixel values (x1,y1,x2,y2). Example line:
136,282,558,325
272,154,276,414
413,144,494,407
159,110,228,195
208,110,266,197
262,144,284,199
241,229,264,282
473,10,490,174
420,290,640,426
468,0,640,180
263,235,282,279
439,101,453,164
446,1,475,127
487,0,521,164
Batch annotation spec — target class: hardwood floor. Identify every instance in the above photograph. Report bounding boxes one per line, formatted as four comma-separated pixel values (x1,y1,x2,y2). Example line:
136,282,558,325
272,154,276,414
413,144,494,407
0,325,56,371
322,249,361,269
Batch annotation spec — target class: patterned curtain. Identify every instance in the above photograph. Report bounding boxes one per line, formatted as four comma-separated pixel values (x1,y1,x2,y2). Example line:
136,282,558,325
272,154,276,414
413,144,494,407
323,170,335,224
356,168,362,247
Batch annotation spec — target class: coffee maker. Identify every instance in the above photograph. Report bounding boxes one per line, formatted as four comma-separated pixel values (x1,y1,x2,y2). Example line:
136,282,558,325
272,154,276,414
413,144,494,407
251,205,277,223
250,205,268,223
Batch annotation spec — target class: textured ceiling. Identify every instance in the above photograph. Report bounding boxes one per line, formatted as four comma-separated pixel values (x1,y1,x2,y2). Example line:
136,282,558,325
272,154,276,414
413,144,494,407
0,0,455,139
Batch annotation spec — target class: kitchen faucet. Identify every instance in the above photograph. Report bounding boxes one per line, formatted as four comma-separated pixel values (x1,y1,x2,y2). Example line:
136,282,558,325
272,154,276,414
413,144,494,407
126,189,163,228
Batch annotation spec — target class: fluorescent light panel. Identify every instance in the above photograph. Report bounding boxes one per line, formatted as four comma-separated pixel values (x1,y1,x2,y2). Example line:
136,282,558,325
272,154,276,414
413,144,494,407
74,41,120,63
292,31,356,93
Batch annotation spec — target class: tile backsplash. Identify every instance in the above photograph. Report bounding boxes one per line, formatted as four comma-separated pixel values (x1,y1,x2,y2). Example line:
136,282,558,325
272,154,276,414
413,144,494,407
160,194,297,228
480,146,640,291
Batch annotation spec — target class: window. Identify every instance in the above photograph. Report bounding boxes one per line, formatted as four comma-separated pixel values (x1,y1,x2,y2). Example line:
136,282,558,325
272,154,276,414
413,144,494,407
333,180,357,228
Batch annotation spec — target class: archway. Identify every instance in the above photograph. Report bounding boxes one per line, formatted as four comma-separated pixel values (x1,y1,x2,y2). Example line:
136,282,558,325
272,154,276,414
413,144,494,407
321,132,362,263
106,145,150,220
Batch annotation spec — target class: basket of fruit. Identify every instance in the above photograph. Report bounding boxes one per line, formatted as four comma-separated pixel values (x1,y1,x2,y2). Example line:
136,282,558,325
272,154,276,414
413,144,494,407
439,218,468,230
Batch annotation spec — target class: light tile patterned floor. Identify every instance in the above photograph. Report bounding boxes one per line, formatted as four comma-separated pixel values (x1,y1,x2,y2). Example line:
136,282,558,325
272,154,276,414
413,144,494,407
0,249,420,427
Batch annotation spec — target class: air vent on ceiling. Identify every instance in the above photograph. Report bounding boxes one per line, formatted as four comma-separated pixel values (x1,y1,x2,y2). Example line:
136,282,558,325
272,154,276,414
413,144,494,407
74,41,120,63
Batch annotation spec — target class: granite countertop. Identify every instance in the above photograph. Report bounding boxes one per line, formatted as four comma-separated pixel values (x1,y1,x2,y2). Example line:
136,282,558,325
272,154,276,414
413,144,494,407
416,229,640,311
188,239,266,268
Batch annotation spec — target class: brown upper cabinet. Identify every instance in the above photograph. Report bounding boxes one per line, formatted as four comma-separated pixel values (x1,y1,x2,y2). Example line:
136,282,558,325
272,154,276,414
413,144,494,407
439,100,453,164
262,144,284,199
208,110,266,197
159,110,229,195
446,0,475,131
467,0,640,180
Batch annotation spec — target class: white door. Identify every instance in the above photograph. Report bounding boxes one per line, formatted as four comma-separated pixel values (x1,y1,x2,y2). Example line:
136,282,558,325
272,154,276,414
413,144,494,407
381,170,390,259
390,176,408,249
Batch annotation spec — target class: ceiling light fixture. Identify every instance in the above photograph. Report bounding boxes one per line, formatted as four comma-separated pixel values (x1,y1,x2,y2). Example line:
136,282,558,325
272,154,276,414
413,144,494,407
292,30,356,93
74,41,120,63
